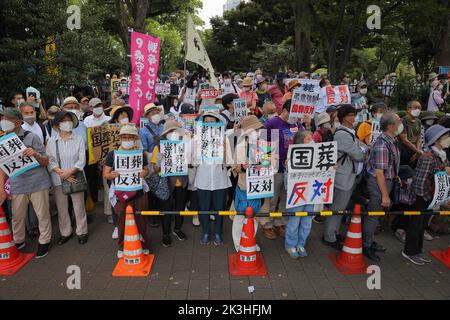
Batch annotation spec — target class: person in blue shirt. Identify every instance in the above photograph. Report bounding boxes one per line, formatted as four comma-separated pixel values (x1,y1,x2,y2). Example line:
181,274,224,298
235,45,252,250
139,103,163,153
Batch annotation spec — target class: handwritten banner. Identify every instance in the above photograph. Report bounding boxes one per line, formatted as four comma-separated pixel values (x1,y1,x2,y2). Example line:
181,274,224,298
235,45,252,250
200,88,224,100
87,124,133,164
246,165,274,200
0,133,39,180
287,141,337,173
160,140,189,177
198,122,224,161
325,85,351,107
428,172,450,209
155,83,171,95
114,150,143,191
130,31,161,124
233,98,248,123
290,80,320,119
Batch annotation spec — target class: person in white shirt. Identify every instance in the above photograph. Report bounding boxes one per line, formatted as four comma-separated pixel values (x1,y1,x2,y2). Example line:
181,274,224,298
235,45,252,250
20,102,49,145
83,98,111,128
220,72,241,95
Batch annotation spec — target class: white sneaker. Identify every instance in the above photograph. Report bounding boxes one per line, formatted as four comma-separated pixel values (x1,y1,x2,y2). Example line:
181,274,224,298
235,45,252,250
112,227,118,240
107,215,114,224
117,250,123,259
192,216,200,226
394,229,406,243
423,230,433,241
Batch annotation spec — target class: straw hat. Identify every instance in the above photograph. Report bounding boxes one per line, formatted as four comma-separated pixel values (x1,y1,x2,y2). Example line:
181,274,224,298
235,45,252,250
110,105,133,123
242,77,253,87
144,103,158,115
162,120,182,136
288,79,300,91
316,112,331,127
118,125,139,137
240,115,263,133
62,96,80,108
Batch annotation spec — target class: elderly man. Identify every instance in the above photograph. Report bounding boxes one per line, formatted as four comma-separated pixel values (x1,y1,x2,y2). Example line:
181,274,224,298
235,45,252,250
0,108,52,258
365,112,402,262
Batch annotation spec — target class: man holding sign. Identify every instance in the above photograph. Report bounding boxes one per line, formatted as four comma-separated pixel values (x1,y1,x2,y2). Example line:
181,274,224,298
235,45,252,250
0,108,52,259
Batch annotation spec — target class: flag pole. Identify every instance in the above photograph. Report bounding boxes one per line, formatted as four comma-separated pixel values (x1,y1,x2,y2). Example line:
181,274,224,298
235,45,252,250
183,14,189,86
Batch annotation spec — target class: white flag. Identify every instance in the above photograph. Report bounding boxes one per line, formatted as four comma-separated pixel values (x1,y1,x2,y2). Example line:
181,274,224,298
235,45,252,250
185,14,218,86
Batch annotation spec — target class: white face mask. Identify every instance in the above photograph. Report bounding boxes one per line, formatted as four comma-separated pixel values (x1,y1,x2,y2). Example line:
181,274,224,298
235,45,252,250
440,137,450,149
410,109,421,117
395,123,404,136
0,120,15,132
121,140,135,149
23,115,36,125
151,114,161,124
224,79,232,85
323,123,332,129
425,119,435,126
119,118,129,124
359,88,368,95
93,106,103,116
243,87,251,92
59,121,73,132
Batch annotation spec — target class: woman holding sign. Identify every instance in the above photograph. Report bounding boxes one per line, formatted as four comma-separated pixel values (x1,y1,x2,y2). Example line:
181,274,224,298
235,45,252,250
403,125,450,265
103,125,150,259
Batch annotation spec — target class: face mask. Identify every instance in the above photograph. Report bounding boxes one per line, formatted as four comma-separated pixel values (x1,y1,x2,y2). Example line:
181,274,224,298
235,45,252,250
119,118,129,124
224,79,232,85
151,114,161,124
359,88,368,95
0,120,15,132
395,123,404,136
121,140,135,149
410,109,421,117
193,81,198,87
334,121,341,128
59,121,73,132
440,137,450,149
23,115,36,125
93,106,103,116
375,113,383,119
243,87,251,92
323,123,332,129
425,120,435,126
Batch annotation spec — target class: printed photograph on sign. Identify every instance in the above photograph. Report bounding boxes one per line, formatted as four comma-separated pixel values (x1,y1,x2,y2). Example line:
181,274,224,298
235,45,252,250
114,150,144,191
155,83,171,95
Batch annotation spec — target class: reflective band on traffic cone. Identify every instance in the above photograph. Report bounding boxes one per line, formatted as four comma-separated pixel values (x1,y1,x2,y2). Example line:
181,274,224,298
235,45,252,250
329,204,368,275
228,207,267,276
112,205,154,277
0,207,34,275
431,244,450,268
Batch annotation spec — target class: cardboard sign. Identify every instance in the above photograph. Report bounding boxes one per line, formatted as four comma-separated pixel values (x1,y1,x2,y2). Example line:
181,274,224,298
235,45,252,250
114,150,143,191
87,124,123,164
233,98,248,123
0,133,40,180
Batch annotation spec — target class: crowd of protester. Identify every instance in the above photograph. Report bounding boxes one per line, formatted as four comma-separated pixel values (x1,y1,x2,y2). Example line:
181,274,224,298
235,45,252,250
0,69,449,267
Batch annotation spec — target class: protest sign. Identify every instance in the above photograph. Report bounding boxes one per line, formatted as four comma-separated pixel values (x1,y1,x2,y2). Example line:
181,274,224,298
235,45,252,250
140,117,149,129
199,105,221,113
114,150,143,191
87,124,123,164
155,83,171,95
0,133,40,180
233,98,248,123
246,165,274,200
111,78,120,101
325,85,351,106
26,86,40,100
287,141,337,172
369,118,382,145
181,114,199,136
428,172,450,209
198,122,224,161
286,141,337,208
200,88,224,100
117,78,130,97
129,31,161,124
290,80,320,119
160,140,190,177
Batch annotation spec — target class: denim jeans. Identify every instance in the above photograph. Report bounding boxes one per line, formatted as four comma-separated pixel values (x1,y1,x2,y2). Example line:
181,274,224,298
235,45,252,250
197,188,228,237
285,204,314,250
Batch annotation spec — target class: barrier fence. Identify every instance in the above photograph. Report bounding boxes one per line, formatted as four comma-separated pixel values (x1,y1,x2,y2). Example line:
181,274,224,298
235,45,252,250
136,210,450,216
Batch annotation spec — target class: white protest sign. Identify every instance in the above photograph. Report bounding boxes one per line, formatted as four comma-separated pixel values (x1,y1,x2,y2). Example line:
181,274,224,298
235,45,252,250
290,80,320,119
286,171,335,208
198,122,224,161
113,150,143,191
325,85,351,107
428,172,450,209
287,141,338,173
160,140,189,177
369,118,382,145
246,165,274,200
155,83,171,95
26,86,40,100
233,98,248,123
0,133,40,180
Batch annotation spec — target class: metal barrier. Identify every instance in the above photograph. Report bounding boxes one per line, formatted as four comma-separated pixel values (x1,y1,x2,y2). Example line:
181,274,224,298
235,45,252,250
136,210,450,216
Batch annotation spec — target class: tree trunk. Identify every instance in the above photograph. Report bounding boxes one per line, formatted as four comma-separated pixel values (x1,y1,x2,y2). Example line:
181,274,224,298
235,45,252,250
115,0,149,53
436,13,450,66
292,0,311,72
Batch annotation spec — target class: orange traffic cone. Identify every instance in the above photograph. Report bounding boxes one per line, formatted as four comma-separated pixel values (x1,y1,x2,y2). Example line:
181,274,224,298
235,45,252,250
112,205,154,277
228,207,267,276
329,204,368,275
0,207,34,275
431,244,450,268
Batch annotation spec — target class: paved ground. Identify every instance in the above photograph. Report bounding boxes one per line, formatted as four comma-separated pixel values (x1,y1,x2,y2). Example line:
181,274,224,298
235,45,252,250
1,202,449,300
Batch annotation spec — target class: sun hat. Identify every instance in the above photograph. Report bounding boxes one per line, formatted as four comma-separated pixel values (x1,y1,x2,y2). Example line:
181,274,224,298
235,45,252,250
111,98,126,107
62,96,80,108
240,115,263,133
242,77,253,87
89,98,102,108
162,120,182,136
337,104,357,122
316,112,331,127
0,107,23,120
202,111,223,122
47,105,61,119
425,125,450,147
420,111,439,121
288,79,300,91
52,110,79,129
110,105,133,123
428,72,439,82
144,103,158,116
118,125,139,137
299,71,309,78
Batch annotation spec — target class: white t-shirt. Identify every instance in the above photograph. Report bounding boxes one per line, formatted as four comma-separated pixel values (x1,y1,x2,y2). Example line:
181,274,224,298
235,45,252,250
194,163,231,191
221,83,241,95
22,122,48,144
315,86,328,113
83,113,111,128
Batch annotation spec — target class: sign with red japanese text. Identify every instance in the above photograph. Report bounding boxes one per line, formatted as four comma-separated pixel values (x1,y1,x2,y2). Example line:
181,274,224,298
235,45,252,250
160,140,189,177
246,165,274,200
200,88,224,100
286,141,337,208
290,80,320,119
0,133,39,180
114,150,143,191
325,85,351,106
155,83,171,96
130,32,160,124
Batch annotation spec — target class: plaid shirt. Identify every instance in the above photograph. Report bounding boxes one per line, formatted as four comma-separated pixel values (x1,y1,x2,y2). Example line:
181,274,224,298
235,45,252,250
412,150,447,202
367,133,400,180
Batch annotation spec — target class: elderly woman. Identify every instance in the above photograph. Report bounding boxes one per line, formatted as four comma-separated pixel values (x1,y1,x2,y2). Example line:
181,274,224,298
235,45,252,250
46,111,88,245
109,105,133,125
403,125,450,265
103,125,150,258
